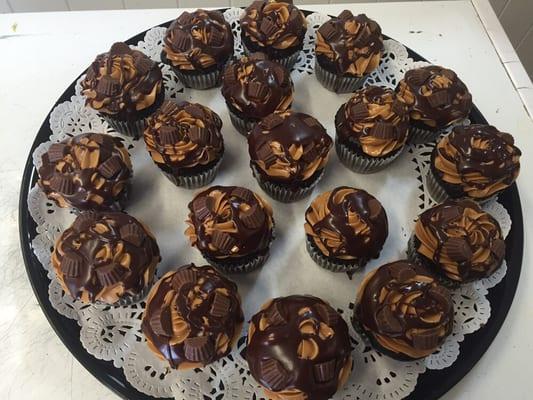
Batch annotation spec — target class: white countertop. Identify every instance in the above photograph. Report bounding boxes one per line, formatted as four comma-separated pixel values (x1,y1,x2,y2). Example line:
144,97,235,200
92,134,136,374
0,1,531,399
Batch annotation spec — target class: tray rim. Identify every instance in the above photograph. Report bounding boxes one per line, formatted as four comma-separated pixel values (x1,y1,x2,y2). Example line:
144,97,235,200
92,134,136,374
18,9,524,400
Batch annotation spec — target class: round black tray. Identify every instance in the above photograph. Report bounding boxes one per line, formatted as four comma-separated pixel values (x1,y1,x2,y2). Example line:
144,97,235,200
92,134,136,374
19,10,523,400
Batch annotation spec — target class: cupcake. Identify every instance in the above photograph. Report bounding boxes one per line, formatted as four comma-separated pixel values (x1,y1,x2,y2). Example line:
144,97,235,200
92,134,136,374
185,186,275,273
354,260,454,360
81,42,164,138
247,295,352,400
221,53,294,135
315,11,383,93
248,111,332,202
51,211,160,305
142,264,244,369
395,65,473,143
143,100,224,188
427,124,521,203
335,86,409,173
304,187,388,272
240,0,307,69
38,133,132,212
162,9,234,89
408,199,505,285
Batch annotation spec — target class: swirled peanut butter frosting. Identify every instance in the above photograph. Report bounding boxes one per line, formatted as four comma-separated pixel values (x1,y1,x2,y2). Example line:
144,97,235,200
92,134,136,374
335,86,409,157
38,133,132,211
395,66,472,130
163,9,234,71
142,264,244,369
355,260,454,359
51,211,160,304
413,199,505,283
240,1,307,53
221,53,294,119
144,100,224,173
304,187,388,261
248,111,332,184
315,11,383,77
247,295,352,400
432,124,521,200
186,186,274,260
81,42,163,116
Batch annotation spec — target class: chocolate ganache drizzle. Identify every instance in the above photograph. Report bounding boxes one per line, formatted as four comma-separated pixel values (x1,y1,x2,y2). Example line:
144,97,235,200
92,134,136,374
355,260,454,359
247,295,352,400
142,264,244,369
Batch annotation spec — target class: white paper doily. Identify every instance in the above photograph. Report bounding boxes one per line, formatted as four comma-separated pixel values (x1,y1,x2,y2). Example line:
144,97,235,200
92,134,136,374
27,9,513,400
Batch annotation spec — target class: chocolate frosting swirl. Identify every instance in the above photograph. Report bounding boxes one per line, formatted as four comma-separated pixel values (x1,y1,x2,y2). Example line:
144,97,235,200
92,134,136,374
248,111,332,184
221,53,294,119
414,199,505,283
240,1,307,53
335,86,409,157
304,187,388,261
315,11,383,76
246,295,352,400
144,100,224,174
51,211,160,304
395,66,472,130
432,124,521,199
163,9,234,71
185,186,274,260
38,133,132,211
142,264,244,369
81,42,163,116
355,260,453,359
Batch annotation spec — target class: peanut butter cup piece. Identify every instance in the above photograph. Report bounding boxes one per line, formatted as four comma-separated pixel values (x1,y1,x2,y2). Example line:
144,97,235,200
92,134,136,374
318,22,337,41
260,17,279,37
177,11,192,25
260,114,284,130
170,267,198,290
338,9,353,20
442,237,473,262
316,303,339,326
62,252,84,277
184,336,215,363
264,301,286,326
231,187,254,202
426,90,450,108
49,175,75,195
120,223,145,247
439,206,462,222
209,26,225,47
109,42,132,55
210,292,231,318
313,359,337,383
47,143,68,163
192,196,213,220
370,121,396,139
255,143,278,167
375,307,403,334
159,125,181,145
72,211,98,231
247,81,268,100
259,358,289,391
223,66,237,86
172,30,191,51
96,75,121,96
149,306,174,337
96,263,126,286
188,126,210,145
184,104,205,120
211,231,235,252
135,57,154,75
407,68,432,86
241,204,266,229
428,285,452,306
98,155,123,179
348,102,369,120
492,238,506,259
412,327,441,350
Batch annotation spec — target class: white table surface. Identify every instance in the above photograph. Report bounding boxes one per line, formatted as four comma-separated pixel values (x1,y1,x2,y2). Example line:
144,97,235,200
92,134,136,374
0,1,531,399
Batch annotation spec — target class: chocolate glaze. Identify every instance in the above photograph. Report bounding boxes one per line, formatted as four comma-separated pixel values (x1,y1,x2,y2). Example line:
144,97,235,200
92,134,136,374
414,199,504,282
52,211,160,304
432,124,521,199
142,264,244,368
186,186,274,259
163,9,233,71
316,11,383,76
221,53,294,120
335,86,409,157
395,66,472,130
240,0,307,58
144,100,224,174
38,133,132,212
246,295,352,400
355,260,453,359
82,42,163,117
248,111,332,184
305,187,388,262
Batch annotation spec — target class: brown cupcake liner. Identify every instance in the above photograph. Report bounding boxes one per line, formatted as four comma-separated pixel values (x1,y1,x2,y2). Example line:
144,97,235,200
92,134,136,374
101,115,147,139
407,125,444,144
251,164,323,203
203,251,270,274
242,42,300,70
314,60,366,93
425,169,451,204
160,159,222,189
305,236,364,272
335,139,403,174
228,108,257,136
172,67,223,90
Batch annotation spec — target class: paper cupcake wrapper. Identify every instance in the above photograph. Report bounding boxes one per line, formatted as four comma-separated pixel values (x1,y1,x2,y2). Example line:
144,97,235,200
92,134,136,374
314,60,366,93
408,125,444,144
335,139,403,174
160,159,222,189
203,251,270,274
251,164,323,203
173,68,222,90
228,108,257,136
242,42,300,70
305,236,364,272
101,114,146,139
425,169,451,203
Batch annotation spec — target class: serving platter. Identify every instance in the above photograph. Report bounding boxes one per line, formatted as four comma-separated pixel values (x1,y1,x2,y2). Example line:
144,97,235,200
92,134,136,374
19,8,523,400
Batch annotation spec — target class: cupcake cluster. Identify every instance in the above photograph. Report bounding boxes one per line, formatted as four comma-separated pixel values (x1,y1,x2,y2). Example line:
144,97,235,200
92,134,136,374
34,2,522,399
